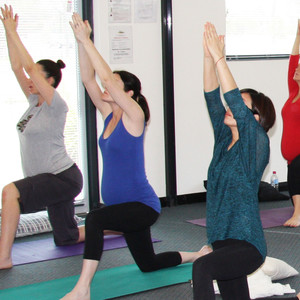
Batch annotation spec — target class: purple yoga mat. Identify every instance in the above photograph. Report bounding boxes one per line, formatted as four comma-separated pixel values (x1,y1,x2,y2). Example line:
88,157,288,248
12,235,161,266
187,206,294,229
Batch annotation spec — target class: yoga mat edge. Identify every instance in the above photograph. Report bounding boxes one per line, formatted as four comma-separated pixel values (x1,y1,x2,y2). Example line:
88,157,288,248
0,263,193,300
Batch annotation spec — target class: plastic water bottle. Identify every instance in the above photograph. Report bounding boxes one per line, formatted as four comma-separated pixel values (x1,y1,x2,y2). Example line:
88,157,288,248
270,171,279,190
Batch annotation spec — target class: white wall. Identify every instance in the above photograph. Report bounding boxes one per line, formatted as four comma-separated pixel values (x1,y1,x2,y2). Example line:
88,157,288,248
229,59,288,184
172,0,226,195
173,0,288,195
93,0,289,198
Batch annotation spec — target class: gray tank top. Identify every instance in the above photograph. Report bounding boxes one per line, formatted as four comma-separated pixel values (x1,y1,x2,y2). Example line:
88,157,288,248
17,90,74,177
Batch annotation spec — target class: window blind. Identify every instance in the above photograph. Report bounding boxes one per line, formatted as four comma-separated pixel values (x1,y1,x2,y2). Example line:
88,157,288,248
0,0,86,206
226,0,300,58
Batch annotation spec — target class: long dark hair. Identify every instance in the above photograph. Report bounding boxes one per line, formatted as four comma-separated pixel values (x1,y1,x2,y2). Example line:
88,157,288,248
113,70,150,123
37,59,65,88
240,88,276,133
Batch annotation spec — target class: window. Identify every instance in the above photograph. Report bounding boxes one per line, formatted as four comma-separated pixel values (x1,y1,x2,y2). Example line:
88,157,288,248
226,0,300,59
0,0,88,211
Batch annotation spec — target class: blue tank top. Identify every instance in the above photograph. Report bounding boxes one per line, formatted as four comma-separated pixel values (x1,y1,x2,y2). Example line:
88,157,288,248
99,113,161,213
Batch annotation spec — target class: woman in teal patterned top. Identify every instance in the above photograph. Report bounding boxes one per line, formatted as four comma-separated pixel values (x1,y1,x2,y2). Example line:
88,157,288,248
191,23,300,300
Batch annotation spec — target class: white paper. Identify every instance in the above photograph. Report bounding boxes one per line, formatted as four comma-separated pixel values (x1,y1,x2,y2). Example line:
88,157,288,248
108,0,131,23
134,0,158,23
109,26,133,64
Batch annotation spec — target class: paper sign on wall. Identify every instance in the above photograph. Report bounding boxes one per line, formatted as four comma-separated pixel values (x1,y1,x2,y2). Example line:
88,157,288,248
134,0,157,23
109,26,133,64
108,0,131,23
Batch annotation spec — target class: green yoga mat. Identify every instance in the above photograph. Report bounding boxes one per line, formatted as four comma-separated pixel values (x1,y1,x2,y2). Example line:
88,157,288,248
0,263,193,300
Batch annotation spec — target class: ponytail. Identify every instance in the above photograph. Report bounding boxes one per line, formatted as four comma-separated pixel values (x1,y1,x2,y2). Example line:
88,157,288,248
137,93,150,123
113,70,150,123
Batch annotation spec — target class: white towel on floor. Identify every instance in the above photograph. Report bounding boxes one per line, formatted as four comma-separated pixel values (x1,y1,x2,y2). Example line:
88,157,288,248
213,269,295,299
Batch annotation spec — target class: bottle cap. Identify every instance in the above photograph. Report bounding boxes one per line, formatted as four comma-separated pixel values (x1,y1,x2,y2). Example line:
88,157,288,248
273,171,276,174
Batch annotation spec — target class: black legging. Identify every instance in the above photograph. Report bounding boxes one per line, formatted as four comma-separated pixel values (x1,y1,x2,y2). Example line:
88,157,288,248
84,201,182,272
192,239,298,300
288,154,300,197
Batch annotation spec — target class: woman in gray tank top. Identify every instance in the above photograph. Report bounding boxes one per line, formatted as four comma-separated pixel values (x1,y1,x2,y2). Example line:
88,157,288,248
0,5,84,270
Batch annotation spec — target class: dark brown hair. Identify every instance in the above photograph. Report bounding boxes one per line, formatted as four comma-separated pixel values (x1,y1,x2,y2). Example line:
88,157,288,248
113,70,150,123
240,88,276,132
37,59,65,88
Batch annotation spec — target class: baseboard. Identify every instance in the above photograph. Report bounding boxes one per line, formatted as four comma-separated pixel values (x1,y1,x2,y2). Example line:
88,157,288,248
159,181,289,207
278,181,288,192
160,192,206,207
76,180,289,212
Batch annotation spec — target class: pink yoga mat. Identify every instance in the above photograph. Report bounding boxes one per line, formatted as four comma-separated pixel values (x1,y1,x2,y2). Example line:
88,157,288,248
187,206,294,229
12,235,161,266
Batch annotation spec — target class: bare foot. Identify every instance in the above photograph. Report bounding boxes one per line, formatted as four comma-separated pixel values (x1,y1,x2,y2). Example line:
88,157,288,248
283,215,300,227
198,245,213,256
60,288,90,300
187,245,212,263
0,257,13,270
180,245,213,263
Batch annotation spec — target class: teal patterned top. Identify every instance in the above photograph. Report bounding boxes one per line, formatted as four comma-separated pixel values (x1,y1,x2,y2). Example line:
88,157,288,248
205,87,268,259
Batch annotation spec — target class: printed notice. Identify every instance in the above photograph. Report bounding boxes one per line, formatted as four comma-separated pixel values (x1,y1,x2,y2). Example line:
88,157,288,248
134,0,157,23
108,0,131,23
109,26,133,64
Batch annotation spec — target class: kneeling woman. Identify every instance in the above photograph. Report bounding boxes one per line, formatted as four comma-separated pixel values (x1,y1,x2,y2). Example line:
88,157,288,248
193,22,299,300
61,13,211,300
0,5,83,270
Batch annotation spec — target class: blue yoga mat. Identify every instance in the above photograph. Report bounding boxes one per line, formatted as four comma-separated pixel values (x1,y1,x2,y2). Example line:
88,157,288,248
0,263,192,300
12,235,161,266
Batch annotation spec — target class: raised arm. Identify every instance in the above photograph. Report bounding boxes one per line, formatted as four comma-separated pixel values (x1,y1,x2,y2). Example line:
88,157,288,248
204,22,237,94
291,19,300,55
203,31,219,92
0,5,30,98
288,20,300,95
74,20,111,118
1,5,54,105
70,13,144,124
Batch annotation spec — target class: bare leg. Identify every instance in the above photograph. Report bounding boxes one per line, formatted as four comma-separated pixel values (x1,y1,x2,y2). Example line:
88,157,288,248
76,225,122,244
180,245,213,263
60,259,99,300
297,292,300,299
284,195,300,227
0,183,21,269
103,230,123,235
77,225,85,243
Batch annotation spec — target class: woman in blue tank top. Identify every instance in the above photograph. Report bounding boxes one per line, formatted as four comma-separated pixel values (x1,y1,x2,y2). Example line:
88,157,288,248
62,13,212,300
192,22,300,300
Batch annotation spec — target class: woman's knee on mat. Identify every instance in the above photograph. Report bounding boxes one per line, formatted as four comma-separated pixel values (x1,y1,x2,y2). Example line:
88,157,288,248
136,260,159,272
52,226,79,246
